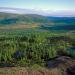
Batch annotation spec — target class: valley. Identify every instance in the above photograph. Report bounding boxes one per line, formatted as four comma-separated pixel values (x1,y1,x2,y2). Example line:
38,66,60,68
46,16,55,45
0,12,75,75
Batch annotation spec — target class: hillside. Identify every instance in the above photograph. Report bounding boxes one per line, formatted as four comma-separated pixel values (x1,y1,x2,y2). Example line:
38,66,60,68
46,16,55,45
0,12,51,29
0,12,50,25
0,12,75,31
0,56,75,75
0,12,75,75
0,12,75,25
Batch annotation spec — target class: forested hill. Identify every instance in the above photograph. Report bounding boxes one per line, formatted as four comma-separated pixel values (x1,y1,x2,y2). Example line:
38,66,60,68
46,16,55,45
0,12,50,25
47,16,75,23
0,12,75,26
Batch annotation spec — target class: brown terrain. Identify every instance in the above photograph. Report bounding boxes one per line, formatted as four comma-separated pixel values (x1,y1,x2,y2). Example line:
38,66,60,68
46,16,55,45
0,23,39,29
0,56,75,75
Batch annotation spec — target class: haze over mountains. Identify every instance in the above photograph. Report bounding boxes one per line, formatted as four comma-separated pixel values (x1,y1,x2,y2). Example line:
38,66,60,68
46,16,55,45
0,7,75,17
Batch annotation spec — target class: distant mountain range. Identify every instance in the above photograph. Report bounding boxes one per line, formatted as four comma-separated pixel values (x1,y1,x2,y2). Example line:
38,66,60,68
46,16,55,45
0,7,75,17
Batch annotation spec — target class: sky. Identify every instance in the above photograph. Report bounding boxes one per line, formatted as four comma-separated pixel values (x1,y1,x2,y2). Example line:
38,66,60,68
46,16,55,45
0,0,75,16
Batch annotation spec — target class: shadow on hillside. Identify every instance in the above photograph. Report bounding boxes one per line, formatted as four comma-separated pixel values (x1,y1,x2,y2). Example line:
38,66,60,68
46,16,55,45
67,66,75,75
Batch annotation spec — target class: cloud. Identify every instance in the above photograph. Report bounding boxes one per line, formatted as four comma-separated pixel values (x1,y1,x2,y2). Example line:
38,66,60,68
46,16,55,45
0,7,75,17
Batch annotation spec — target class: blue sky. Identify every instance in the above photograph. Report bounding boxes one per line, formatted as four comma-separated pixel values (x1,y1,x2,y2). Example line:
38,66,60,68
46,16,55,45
0,0,75,10
0,0,75,16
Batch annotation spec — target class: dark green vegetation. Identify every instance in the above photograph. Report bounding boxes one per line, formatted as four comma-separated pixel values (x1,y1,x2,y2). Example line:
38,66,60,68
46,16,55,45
0,12,75,69
0,12,50,25
0,30,75,68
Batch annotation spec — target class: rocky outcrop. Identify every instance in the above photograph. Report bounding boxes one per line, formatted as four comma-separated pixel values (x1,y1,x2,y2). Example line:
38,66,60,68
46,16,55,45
0,56,75,75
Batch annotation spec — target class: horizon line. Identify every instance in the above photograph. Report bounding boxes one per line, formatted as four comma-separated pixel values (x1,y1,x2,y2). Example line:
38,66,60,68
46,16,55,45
0,7,75,17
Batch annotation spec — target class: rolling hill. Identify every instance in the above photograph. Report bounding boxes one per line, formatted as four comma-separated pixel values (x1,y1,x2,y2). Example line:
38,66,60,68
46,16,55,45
0,12,75,31
0,12,50,29
0,12,50,25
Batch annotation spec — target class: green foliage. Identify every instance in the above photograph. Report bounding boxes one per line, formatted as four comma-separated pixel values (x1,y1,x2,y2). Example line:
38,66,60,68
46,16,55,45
0,12,75,68
0,30,75,67
31,64,42,69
